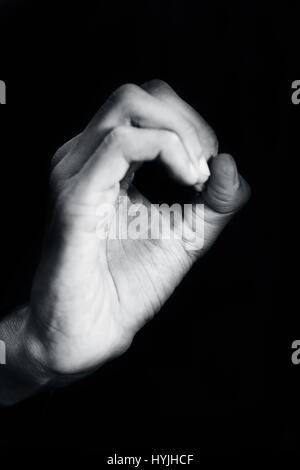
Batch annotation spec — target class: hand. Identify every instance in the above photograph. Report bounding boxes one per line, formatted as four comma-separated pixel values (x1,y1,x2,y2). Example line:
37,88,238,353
25,80,250,381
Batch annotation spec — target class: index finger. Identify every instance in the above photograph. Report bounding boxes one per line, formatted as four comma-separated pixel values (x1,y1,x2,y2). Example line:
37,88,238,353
142,79,219,163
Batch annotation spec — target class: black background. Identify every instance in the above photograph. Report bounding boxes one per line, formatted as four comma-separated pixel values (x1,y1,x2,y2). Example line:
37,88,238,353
0,0,294,452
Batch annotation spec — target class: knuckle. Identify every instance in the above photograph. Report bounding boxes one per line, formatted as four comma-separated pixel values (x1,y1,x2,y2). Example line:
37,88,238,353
144,78,173,95
165,130,181,149
113,83,141,105
106,125,130,147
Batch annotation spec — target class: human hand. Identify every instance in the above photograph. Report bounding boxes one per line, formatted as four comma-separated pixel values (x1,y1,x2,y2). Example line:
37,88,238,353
26,80,250,381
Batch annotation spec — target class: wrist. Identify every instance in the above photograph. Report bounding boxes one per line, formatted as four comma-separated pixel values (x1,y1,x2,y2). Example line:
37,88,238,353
24,305,95,388
0,305,53,406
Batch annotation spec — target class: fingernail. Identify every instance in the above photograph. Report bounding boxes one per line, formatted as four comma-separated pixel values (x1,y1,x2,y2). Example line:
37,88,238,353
194,182,205,192
220,154,239,186
198,157,210,183
188,161,199,182
187,145,201,168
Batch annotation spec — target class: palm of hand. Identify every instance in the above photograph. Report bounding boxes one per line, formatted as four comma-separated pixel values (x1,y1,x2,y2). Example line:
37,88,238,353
32,162,210,376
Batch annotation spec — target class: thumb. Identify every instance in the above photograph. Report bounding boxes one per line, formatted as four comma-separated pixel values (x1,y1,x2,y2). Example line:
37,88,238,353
202,153,251,214
181,153,250,255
